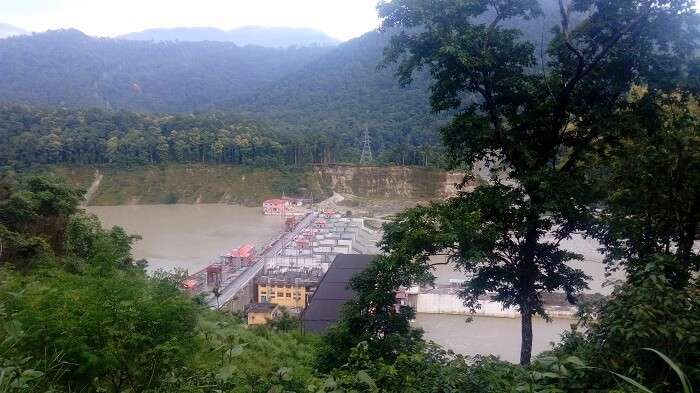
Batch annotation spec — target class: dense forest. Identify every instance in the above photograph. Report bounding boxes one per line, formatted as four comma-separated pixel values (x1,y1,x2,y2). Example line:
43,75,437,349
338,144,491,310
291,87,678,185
225,30,443,158
0,29,331,112
0,1,569,164
0,104,442,167
0,29,444,165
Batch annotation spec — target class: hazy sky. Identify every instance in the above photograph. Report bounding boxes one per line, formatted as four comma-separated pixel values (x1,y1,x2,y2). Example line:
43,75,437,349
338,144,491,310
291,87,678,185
2,0,382,41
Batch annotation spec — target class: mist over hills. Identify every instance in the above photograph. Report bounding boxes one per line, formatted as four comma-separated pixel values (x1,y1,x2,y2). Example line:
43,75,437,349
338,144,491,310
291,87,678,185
0,23,28,39
120,26,340,47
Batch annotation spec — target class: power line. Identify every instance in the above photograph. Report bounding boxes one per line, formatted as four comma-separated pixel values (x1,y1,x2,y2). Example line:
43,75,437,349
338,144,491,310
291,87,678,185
359,127,372,164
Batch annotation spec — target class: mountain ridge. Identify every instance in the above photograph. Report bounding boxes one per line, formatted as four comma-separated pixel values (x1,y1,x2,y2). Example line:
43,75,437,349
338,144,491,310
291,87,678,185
120,25,340,48
0,23,28,39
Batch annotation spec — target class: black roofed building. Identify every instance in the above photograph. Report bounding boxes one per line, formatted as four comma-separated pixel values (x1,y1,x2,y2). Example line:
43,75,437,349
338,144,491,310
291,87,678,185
301,254,375,333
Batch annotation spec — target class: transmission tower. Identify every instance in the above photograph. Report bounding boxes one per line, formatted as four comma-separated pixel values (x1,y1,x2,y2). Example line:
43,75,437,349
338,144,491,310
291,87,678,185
359,127,373,164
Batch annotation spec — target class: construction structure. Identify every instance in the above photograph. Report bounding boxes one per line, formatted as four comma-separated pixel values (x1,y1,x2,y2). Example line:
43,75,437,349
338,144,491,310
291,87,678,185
262,198,289,215
246,303,282,325
255,266,324,310
263,197,310,216
359,127,373,164
183,208,381,312
301,254,376,332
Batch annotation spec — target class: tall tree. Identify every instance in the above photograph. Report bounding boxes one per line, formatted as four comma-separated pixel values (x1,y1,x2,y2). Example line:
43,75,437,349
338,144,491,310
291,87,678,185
376,0,698,364
592,92,700,285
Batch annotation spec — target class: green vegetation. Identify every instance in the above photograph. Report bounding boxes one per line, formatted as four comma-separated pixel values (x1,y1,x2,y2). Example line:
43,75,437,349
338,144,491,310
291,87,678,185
0,0,698,392
373,0,698,365
0,173,323,392
0,30,442,164
0,103,442,169
0,29,331,112
0,131,697,392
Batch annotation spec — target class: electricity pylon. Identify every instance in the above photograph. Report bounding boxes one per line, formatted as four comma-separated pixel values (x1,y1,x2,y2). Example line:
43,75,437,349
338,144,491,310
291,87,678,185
359,127,373,164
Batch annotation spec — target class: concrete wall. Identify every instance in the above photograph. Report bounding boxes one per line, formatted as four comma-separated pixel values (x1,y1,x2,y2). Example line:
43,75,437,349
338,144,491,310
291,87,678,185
221,280,256,312
415,293,575,318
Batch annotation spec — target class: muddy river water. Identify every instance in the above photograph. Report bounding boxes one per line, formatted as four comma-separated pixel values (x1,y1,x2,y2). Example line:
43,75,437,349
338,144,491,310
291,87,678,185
88,203,617,363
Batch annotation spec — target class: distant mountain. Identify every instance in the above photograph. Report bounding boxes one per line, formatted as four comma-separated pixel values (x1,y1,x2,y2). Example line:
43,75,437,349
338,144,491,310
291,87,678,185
0,23,28,39
120,26,339,47
0,1,565,161
0,29,332,112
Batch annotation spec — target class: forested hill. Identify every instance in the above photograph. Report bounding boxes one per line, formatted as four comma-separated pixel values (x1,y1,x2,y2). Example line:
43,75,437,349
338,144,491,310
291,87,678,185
0,29,331,112
0,28,443,162
0,2,565,165
0,104,443,168
225,30,440,161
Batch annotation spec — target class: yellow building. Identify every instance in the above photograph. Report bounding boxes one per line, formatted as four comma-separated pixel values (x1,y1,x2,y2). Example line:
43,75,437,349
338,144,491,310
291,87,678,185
257,282,308,308
246,303,281,325
255,268,323,310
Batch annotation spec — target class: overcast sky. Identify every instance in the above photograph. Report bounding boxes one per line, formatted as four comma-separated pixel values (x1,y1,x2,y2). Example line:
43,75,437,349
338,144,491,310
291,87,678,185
2,0,382,41
4,0,700,41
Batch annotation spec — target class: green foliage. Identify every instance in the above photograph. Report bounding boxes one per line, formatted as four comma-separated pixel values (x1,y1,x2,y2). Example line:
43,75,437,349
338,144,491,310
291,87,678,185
150,312,319,393
0,29,444,166
1,270,198,392
0,299,64,393
228,30,444,166
0,174,83,268
592,93,700,284
266,310,301,332
0,104,440,169
315,255,426,373
378,0,698,365
583,256,700,390
64,213,144,273
315,341,530,393
0,175,326,393
0,29,330,113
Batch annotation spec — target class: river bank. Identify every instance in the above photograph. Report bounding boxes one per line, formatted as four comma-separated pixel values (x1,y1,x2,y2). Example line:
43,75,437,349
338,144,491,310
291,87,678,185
48,164,461,208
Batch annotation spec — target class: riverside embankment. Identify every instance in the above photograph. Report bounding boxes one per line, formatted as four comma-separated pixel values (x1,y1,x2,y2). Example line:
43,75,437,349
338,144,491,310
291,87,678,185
51,164,463,207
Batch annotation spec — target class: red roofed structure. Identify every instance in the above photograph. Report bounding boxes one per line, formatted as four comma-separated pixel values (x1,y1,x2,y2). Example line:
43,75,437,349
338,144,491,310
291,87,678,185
263,198,289,215
220,243,256,268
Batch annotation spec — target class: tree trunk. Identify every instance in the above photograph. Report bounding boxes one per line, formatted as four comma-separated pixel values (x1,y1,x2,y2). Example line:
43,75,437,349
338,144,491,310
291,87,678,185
520,304,533,365
675,191,699,286
519,205,541,365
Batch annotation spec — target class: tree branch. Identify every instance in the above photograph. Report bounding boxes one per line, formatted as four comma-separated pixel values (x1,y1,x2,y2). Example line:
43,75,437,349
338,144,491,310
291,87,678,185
557,6,650,106
558,0,585,83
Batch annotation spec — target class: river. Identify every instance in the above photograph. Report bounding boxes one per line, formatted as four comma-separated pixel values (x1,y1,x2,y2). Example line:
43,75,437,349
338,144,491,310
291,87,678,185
86,204,284,273
87,203,614,362
413,314,575,363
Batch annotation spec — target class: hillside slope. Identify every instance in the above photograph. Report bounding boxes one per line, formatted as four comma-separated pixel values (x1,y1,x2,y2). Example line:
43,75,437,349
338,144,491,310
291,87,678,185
226,30,441,162
50,165,460,206
0,29,330,112
0,1,563,155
